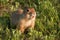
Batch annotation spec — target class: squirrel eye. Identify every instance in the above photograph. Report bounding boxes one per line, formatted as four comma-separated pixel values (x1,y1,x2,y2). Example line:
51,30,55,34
27,9,29,12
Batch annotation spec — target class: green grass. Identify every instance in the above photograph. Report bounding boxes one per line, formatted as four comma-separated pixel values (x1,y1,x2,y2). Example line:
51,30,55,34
0,0,60,40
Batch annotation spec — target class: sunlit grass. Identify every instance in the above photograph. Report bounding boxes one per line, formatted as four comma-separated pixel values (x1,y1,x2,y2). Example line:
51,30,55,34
0,0,60,40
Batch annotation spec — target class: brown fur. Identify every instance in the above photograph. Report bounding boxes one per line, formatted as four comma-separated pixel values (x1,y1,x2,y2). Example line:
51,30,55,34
11,7,36,33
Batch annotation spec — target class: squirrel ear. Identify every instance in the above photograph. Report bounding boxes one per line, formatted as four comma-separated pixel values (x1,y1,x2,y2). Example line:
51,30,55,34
30,8,35,12
28,8,35,13
18,9,23,14
29,8,36,15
